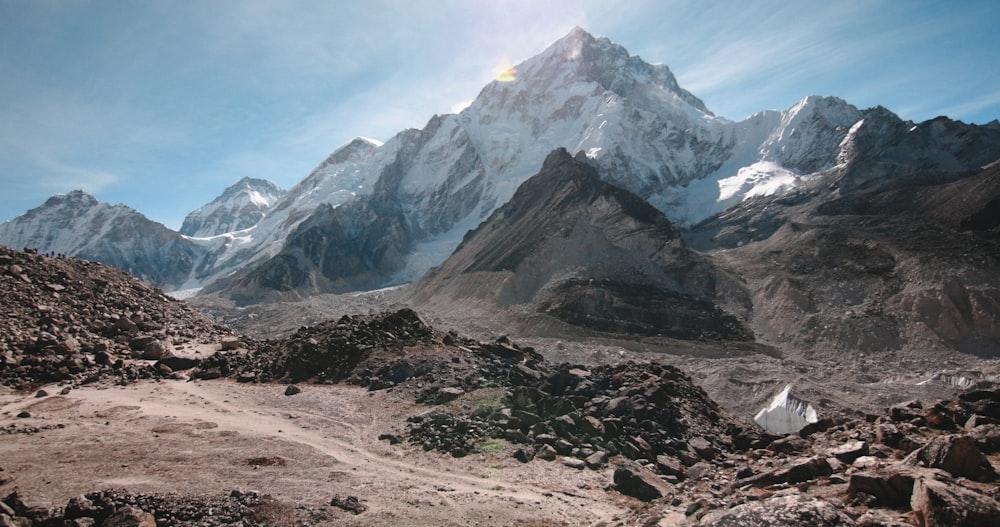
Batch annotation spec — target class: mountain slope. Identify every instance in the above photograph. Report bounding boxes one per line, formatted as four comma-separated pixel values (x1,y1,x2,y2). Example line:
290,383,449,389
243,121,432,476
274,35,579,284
214,28,1000,301
410,148,752,340
701,161,1000,358
0,191,209,288
180,177,285,237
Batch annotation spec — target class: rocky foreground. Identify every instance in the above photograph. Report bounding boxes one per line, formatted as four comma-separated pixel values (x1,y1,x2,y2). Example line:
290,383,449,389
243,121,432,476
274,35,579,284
0,246,238,390
2,247,1000,525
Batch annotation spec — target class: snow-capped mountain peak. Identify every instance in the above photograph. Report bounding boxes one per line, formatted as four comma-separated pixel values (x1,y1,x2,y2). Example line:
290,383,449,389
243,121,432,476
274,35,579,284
179,177,286,238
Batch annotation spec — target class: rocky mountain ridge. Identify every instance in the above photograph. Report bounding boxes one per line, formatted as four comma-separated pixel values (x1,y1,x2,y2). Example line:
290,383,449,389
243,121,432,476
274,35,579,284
411,148,753,341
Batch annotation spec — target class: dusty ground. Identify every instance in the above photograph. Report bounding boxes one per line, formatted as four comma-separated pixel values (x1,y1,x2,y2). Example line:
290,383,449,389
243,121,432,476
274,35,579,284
1,378,640,526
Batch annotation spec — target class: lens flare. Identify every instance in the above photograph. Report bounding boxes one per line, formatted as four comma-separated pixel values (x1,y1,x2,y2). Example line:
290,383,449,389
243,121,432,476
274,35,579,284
492,65,517,82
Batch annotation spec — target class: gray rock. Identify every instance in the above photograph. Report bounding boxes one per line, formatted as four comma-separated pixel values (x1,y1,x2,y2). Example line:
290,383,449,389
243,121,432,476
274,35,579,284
827,440,869,463
655,455,686,480
741,456,833,488
903,434,997,482
536,444,558,461
911,471,1000,527
585,450,609,469
698,493,845,526
613,461,673,502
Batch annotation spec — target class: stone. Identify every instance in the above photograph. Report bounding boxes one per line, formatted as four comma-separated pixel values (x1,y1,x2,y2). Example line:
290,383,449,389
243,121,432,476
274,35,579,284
903,434,997,482
330,495,367,515
513,448,534,463
697,494,845,526
827,440,869,463
768,435,810,454
102,506,156,527
911,472,1000,527
378,433,402,445
848,467,919,509
741,456,833,488
284,384,302,396
613,462,673,502
655,455,686,480
536,444,557,461
435,387,465,403
140,339,170,360
968,424,1000,453
562,457,586,470
584,450,609,469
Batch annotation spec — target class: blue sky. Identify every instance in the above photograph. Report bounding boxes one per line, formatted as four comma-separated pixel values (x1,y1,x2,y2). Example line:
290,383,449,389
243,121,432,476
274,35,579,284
2,0,998,229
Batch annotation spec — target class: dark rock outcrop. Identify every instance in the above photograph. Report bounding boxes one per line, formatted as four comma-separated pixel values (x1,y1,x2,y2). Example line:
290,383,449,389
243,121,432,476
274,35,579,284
412,148,753,341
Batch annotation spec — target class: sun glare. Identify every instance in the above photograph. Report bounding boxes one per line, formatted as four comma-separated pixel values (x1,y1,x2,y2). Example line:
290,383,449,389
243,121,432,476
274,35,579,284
492,65,517,82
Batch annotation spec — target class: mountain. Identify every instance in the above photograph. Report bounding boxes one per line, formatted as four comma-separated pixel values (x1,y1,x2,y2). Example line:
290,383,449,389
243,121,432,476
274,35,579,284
179,177,285,238
410,148,753,340
4,27,1000,303
208,28,1000,302
0,190,208,287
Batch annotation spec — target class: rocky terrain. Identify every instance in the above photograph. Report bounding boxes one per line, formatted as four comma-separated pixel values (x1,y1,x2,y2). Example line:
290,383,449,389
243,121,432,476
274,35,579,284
2,245,999,525
0,245,238,390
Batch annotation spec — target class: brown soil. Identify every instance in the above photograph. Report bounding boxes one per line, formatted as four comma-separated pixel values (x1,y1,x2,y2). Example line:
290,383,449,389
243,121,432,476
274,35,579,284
0,379,635,526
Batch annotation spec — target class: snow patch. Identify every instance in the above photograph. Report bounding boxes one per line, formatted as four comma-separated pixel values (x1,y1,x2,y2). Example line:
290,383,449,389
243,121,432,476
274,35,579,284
717,161,799,202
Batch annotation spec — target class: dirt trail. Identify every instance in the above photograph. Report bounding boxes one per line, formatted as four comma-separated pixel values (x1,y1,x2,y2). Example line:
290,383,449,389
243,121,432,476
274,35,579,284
1,380,628,526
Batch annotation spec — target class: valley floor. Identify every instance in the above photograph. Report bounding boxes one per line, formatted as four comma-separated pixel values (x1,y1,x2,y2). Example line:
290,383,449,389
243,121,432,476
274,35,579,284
1,378,636,526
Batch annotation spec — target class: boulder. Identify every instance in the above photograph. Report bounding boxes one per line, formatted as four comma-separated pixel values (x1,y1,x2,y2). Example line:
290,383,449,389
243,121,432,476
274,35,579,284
613,462,673,502
848,467,919,509
903,434,997,482
585,450,609,470
697,494,845,526
911,473,1000,526
536,444,557,461
741,456,832,488
827,440,869,464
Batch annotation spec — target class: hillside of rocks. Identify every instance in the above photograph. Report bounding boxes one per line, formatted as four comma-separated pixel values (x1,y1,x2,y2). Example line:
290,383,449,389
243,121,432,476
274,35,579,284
0,245,239,390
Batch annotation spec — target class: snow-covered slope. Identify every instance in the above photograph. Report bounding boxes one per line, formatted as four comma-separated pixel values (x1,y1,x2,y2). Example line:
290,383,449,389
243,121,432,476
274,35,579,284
180,177,286,237
0,191,215,287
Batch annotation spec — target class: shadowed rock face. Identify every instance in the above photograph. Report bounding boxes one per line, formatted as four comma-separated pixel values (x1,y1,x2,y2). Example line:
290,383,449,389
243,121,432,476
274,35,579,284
694,162,1000,358
411,148,752,341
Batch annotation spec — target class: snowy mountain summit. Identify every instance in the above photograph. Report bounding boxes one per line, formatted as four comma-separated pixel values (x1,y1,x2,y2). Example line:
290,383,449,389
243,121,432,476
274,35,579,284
179,178,286,238
2,27,999,301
